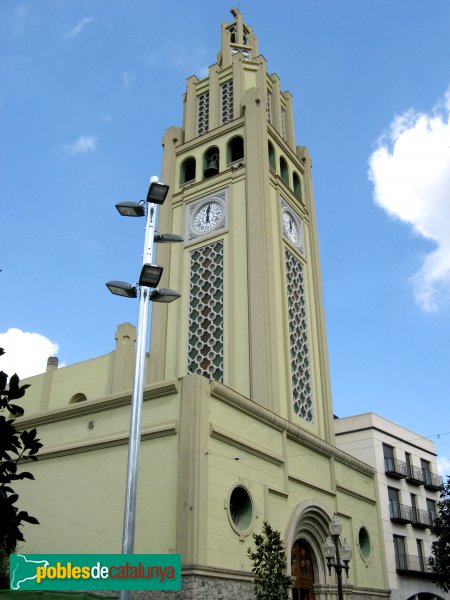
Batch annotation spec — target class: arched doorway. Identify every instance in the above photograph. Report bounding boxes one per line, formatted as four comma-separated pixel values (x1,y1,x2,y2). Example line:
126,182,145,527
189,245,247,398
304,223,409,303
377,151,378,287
291,540,315,600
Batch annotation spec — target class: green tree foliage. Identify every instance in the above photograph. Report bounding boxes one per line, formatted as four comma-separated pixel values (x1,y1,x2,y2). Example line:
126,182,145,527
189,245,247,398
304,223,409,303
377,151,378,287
247,521,291,600
429,476,450,592
0,348,42,587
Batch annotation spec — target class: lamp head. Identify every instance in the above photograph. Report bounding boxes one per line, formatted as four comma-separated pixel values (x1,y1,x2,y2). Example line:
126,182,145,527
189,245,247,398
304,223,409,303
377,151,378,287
341,539,352,563
115,201,145,217
146,181,169,205
150,288,181,303
323,536,335,559
106,281,138,299
329,515,342,537
139,264,163,288
154,233,184,243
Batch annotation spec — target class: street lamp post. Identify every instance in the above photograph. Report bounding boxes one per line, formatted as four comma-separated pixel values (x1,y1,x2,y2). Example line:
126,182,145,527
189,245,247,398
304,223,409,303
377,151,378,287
106,176,181,600
322,515,352,600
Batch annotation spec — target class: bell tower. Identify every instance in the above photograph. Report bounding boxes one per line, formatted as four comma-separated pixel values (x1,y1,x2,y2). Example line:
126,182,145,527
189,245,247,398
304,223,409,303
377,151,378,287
150,9,334,444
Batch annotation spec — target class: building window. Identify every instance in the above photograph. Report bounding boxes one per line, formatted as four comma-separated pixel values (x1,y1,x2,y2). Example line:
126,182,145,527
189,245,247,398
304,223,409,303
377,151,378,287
421,459,431,484
405,452,412,475
268,142,276,172
228,485,254,533
388,487,401,520
285,249,313,422
293,172,302,201
280,156,289,185
427,498,437,525
180,157,196,185
358,527,371,560
226,136,244,164
70,393,87,404
416,539,425,571
383,444,394,470
267,89,273,124
198,91,209,135
221,79,234,124
393,535,406,570
228,24,236,44
281,108,287,140
188,241,224,382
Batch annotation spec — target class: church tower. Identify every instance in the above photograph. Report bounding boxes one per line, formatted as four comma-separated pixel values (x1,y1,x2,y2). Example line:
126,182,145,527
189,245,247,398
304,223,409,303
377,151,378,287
150,9,334,445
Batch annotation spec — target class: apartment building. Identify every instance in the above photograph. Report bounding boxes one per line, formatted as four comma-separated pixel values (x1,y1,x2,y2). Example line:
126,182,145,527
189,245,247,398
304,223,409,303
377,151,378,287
335,413,446,600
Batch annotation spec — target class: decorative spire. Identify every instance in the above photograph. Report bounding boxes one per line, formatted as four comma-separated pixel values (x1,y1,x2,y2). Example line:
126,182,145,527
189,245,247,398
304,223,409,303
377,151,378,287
217,9,258,68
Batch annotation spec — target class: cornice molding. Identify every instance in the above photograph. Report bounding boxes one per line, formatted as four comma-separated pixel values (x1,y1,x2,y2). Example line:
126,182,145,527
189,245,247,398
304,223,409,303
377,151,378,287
287,474,336,498
14,380,179,429
210,381,375,477
175,117,245,155
210,424,284,466
335,482,376,505
34,422,178,461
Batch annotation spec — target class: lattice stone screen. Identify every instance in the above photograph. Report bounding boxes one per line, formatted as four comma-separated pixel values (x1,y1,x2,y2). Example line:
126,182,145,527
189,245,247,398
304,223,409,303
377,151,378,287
198,91,210,135
221,80,234,124
188,241,224,381
285,249,313,422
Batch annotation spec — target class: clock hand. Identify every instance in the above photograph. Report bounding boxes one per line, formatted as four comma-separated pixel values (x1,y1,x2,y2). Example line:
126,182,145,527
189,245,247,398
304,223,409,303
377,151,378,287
206,204,211,223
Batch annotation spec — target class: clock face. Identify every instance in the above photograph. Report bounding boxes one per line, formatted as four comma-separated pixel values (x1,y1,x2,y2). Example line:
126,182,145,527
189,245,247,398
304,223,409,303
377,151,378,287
186,189,228,242
281,203,305,254
283,211,300,245
193,201,223,233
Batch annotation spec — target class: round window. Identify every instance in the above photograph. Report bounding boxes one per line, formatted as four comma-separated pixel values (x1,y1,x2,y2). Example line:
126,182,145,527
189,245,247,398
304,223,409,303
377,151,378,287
228,485,253,532
358,527,371,560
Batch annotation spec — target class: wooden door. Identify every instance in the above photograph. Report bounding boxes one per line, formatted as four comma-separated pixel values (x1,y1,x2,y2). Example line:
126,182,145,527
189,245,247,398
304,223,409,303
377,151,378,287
291,540,315,600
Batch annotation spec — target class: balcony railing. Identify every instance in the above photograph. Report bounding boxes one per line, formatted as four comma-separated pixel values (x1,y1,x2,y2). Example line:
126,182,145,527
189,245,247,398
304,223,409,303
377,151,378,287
396,553,433,575
389,501,413,523
385,457,408,479
423,471,443,491
406,464,425,485
411,507,432,528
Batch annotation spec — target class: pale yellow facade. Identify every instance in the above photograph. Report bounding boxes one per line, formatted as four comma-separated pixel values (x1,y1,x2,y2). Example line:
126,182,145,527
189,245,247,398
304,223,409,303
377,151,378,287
13,10,390,600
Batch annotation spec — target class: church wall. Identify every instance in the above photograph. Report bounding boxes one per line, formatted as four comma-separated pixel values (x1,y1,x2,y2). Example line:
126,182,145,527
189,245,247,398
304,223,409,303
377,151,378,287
13,380,181,555
334,490,384,589
15,435,180,555
21,353,114,415
203,383,388,590
286,438,332,491
19,373,46,414
334,460,377,500
49,353,113,409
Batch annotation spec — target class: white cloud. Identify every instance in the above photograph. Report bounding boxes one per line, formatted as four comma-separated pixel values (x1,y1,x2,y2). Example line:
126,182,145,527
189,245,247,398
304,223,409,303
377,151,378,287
368,87,450,311
63,135,97,156
437,456,450,479
0,328,60,379
65,17,94,39
122,72,136,89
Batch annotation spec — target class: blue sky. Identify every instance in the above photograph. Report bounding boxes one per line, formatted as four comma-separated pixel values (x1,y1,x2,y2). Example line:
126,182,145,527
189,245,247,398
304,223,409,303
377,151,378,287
1,1,450,475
